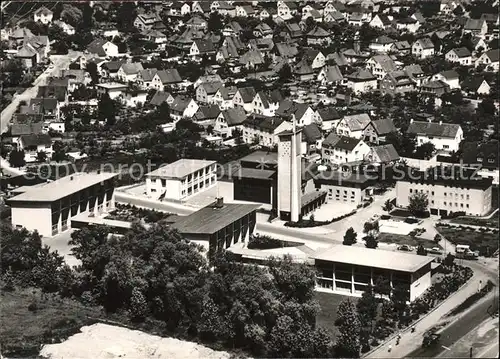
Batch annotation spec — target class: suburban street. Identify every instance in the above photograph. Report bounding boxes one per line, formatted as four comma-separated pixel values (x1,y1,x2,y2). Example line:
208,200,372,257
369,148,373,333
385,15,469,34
0,51,79,134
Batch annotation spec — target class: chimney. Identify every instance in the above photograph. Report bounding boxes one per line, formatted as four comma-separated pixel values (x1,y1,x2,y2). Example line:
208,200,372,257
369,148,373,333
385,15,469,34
214,197,224,208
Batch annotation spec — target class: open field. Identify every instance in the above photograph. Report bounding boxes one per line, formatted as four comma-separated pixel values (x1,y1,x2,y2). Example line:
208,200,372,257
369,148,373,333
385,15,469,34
0,288,102,357
437,226,499,256
377,233,438,248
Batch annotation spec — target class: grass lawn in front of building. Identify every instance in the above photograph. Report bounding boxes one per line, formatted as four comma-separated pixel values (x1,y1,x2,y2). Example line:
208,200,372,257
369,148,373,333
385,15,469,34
314,291,359,340
450,216,499,228
436,226,499,257
377,233,438,249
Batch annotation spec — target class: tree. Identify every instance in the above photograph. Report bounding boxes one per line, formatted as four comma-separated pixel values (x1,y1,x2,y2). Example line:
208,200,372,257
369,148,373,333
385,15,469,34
97,93,118,126
373,275,391,297
444,253,455,267
383,199,393,212
52,141,67,162
9,149,25,168
86,61,99,84
417,244,427,256
434,234,441,244
336,299,361,357
364,235,378,249
363,221,379,238
36,150,47,163
408,192,429,217
357,285,378,350
343,227,357,245
414,142,435,159
233,127,243,145
129,287,148,322
278,63,292,83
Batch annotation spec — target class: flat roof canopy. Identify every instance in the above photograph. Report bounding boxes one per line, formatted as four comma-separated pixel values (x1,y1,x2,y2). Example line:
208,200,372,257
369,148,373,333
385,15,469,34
146,159,216,180
172,202,260,234
314,245,435,273
8,172,117,203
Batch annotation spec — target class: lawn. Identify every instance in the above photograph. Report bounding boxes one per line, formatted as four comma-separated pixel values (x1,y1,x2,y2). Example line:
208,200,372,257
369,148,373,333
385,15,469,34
314,291,357,340
450,217,499,228
437,226,499,256
377,233,438,248
0,288,102,357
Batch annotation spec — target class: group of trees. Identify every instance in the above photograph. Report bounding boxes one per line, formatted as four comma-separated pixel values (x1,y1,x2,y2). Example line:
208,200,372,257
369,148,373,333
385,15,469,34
2,223,338,357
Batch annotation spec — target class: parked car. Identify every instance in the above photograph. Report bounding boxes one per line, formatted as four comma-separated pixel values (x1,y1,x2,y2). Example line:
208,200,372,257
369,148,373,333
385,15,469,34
398,245,413,252
426,247,443,255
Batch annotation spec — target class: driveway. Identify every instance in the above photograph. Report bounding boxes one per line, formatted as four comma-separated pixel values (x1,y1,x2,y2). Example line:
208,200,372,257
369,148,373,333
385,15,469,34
1,51,80,134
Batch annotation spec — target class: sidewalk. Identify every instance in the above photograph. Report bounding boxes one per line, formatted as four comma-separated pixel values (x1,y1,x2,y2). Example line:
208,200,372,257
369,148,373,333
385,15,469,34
367,271,489,358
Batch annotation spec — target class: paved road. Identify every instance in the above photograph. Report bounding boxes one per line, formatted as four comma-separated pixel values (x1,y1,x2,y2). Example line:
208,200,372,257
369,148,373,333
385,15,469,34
1,52,79,134
407,288,499,358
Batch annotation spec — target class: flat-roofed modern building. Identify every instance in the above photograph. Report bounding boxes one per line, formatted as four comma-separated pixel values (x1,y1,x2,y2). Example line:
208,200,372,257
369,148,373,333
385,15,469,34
314,170,375,206
6,172,117,237
145,159,217,201
396,167,493,217
171,198,260,260
314,245,435,302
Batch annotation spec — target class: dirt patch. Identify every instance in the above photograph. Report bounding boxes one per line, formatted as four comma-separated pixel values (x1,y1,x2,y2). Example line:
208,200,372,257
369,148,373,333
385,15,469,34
40,323,231,359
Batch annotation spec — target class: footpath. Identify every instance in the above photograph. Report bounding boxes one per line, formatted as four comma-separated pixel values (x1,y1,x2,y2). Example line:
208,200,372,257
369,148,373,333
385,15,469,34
366,271,490,358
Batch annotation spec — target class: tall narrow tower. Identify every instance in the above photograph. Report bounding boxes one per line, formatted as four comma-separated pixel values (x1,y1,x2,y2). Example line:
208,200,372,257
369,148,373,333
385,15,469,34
277,120,302,222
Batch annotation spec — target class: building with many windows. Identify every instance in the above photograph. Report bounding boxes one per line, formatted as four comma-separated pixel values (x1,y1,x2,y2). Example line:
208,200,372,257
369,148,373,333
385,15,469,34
171,198,260,260
6,172,117,237
145,159,217,201
314,245,434,302
314,170,374,206
396,167,493,216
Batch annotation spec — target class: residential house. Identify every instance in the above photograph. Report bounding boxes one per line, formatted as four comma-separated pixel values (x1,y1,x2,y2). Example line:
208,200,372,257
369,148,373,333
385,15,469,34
274,42,299,61
315,106,341,131
136,69,157,89
196,82,223,104
303,48,326,69
214,1,236,17
236,5,255,17
169,96,199,121
380,71,415,96
259,8,277,20
276,100,316,126
366,54,398,80
407,120,463,152
365,118,397,144
215,107,247,137
222,21,243,37
239,50,264,69
15,44,38,68
252,90,283,117
445,47,472,66
431,70,460,90
369,14,393,29
324,1,346,14
277,1,298,20
242,116,292,146
317,65,344,86
143,30,168,49
396,17,421,33
117,62,144,82
192,1,211,14
150,91,175,107
302,123,323,157
346,69,377,93
293,59,314,81
421,81,450,96
463,19,488,38
189,39,216,57
306,27,331,46
134,13,162,31
336,113,371,139
100,60,125,78
324,11,346,23
192,105,221,127
348,12,365,27
369,35,396,53
404,64,426,87
412,38,435,59
475,49,499,72
216,35,245,62
34,6,53,24
18,134,53,163
253,23,273,38
461,78,491,96
233,87,257,112
53,20,75,35
151,69,182,91
186,15,208,30
15,35,50,68
284,22,303,40
390,40,412,55
96,83,128,100
87,38,119,58
101,23,120,38
471,37,489,55
10,122,43,144
322,133,371,164
213,86,238,110
364,144,400,164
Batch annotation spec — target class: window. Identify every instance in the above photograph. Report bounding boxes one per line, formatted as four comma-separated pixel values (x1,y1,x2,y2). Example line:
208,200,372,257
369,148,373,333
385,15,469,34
460,203,463,208
488,158,495,163
477,157,483,162
466,194,470,200
444,192,447,196
410,189,413,193
431,191,434,195
444,201,447,205
466,204,469,208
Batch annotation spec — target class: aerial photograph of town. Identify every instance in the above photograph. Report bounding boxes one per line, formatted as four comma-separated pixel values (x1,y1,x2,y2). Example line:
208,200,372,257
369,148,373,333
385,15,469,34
0,0,498,358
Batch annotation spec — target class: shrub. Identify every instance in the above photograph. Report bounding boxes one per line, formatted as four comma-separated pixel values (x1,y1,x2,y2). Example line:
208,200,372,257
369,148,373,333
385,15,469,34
247,234,300,249
28,302,38,312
